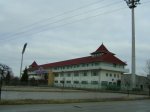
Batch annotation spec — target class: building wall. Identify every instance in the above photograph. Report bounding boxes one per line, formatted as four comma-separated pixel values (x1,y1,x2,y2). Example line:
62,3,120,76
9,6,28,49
121,74,149,91
53,66,123,89
29,62,127,89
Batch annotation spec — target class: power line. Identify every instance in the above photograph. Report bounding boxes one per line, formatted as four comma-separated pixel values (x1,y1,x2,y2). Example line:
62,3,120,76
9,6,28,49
0,0,149,42
33,7,127,34
33,1,122,29
1,1,121,40
1,7,127,42
0,0,122,42
0,0,107,38
22,0,107,26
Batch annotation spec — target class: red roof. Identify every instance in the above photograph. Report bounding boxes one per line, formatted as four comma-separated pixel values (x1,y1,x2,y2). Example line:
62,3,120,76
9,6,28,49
91,43,110,54
29,44,126,70
39,53,126,69
30,61,38,68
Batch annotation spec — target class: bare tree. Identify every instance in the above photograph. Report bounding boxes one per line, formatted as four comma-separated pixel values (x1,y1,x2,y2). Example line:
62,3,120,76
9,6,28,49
0,63,11,100
144,59,150,76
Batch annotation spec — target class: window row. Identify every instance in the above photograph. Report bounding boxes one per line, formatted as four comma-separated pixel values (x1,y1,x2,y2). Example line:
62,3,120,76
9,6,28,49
106,73,120,78
53,62,100,70
55,80,119,86
54,80,99,84
101,81,120,86
55,71,98,77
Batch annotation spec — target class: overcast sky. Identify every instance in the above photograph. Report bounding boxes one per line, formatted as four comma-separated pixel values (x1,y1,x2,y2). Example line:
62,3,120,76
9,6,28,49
0,0,150,76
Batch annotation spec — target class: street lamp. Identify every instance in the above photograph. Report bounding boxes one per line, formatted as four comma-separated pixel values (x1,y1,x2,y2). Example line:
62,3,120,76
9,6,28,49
20,43,27,78
124,0,140,89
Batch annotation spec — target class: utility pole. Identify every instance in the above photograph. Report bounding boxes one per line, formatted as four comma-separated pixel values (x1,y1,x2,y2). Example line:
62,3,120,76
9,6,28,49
124,0,140,89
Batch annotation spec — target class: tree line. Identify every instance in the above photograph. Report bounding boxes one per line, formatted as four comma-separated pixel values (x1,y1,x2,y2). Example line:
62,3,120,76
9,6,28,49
0,63,48,86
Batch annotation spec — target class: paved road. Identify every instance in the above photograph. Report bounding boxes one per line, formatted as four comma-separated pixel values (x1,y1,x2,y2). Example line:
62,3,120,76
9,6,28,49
0,100,150,112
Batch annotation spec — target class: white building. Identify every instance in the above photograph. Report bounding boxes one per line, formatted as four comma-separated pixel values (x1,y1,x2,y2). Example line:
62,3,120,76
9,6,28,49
28,44,129,89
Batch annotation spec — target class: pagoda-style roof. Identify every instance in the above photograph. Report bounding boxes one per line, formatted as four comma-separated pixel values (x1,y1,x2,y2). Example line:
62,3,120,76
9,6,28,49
91,43,114,55
28,43,127,71
30,61,38,68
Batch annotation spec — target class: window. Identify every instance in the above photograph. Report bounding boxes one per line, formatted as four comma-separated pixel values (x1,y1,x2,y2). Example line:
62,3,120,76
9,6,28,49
91,81,98,85
110,74,112,77
114,74,116,78
113,64,117,67
101,81,108,86
74,72,79,77
67,73,71,77
60,74,64,77
83,72,87,76
60,80,64,83
54,67,57,70
91,71,98,76
95,62,99,66
82,64,85,67
74,81,79,84
109,82,112,85
55,81,58,83
66,81,71,83
54,73,59,77
106,73,108,77
81,81,88,84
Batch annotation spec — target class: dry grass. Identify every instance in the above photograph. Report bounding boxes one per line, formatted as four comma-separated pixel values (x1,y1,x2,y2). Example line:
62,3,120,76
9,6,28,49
0,97,149,105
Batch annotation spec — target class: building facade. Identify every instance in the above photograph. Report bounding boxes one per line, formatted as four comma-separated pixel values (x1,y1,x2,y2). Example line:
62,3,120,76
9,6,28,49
121,73,150,91
28,44,129,89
